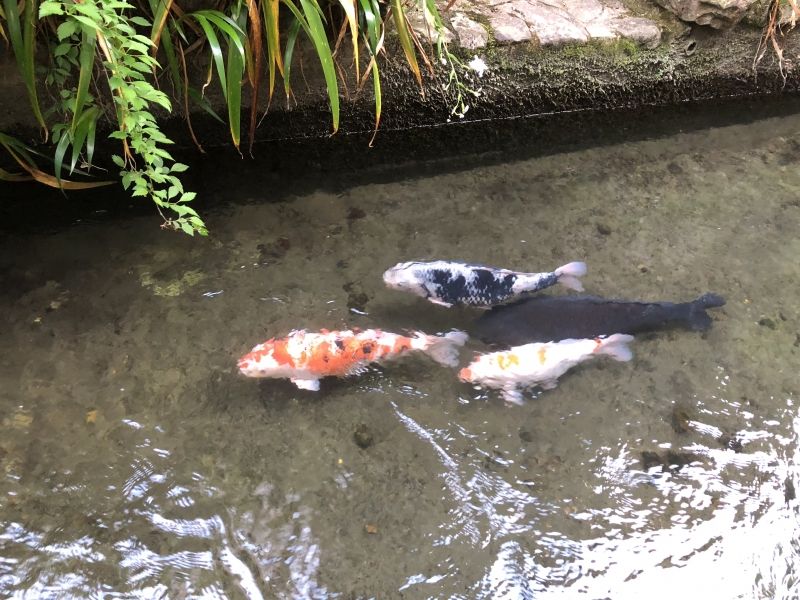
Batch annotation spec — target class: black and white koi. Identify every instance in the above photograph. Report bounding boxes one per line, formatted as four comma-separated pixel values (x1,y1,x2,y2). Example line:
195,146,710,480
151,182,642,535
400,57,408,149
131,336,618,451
382,260,586,308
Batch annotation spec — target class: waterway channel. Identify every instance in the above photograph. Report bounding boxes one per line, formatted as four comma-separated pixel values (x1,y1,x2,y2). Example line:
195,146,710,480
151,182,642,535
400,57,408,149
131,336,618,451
1,102,799,598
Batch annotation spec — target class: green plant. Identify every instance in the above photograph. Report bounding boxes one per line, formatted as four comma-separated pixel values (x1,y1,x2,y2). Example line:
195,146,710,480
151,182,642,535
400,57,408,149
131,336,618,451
1,0,462,234
39,0,206,234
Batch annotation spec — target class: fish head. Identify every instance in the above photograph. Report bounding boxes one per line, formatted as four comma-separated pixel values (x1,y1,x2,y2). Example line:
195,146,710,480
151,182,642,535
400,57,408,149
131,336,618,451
237,341,285,378
382,262,427,298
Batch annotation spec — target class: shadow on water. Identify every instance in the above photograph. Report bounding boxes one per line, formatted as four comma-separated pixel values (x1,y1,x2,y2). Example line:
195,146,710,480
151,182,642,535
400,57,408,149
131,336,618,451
1,94,800,598
3,94,800,233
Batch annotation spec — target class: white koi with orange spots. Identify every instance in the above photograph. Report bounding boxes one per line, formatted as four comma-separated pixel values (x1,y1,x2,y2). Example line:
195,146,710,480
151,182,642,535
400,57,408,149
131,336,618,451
238,328,468,391
459,334,633,405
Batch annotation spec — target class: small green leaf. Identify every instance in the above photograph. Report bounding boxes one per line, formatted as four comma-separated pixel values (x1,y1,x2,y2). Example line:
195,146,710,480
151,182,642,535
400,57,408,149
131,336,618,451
180,220,195,235
39,2,64,18
54,42,72,57
56,21,78,41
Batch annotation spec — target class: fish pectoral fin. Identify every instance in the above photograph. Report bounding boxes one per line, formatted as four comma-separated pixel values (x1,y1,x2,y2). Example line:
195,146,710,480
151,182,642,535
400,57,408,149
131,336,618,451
291,378,321,391
501,387,525,405
344,364,370,378
539,379,558,390
428,298,453,308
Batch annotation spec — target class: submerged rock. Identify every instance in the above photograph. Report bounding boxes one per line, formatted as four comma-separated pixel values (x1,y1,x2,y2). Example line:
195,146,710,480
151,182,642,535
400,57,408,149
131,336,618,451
343,281,370,312
139,269,205,297
353,423,374,449
640,449,702,471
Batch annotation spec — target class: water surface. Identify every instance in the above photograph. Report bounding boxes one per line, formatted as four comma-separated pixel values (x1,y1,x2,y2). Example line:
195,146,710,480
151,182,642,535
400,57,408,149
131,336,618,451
1,107,800,598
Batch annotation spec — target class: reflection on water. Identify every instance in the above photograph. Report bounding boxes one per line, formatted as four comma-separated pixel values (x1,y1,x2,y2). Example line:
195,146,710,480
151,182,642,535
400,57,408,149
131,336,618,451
1,106,800,598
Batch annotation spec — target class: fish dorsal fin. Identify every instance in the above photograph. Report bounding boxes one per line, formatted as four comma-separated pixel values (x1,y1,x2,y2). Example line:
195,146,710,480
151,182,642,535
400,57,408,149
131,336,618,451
291,378,320,391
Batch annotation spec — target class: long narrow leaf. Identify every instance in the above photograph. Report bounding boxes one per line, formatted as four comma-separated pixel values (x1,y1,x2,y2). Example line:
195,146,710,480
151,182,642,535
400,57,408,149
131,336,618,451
296,0,340,132
368,56,381,146
149,0,174,54
358,0,379,52
188,88,226,124
190,14,228,98
70,106,99,173
282,16,303,102
226,23,244,151
179,41,206,152
0,4,8,46
2,140,112,189
0,166,31,182
53,131,72,187
5,0,47,135
245,0,262,154
337,0,359,82
159,21,183,97
193,11,246,61
390,0,422,88
71,26,97,132
261,0,283,104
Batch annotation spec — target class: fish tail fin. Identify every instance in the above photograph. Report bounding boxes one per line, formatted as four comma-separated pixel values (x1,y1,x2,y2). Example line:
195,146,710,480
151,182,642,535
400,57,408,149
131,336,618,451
554,261,587,292
415,330,468,367
688,293,726,331
596,334,634,362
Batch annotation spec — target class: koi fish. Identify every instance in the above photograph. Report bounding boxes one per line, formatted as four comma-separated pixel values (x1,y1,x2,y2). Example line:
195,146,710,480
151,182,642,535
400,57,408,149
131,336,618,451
459,334,634,405
471,293,725,347
238,328,468,391
382,260,586,308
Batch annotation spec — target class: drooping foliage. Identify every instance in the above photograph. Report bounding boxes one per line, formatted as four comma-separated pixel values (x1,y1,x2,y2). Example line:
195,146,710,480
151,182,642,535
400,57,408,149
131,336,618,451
0,0,458,234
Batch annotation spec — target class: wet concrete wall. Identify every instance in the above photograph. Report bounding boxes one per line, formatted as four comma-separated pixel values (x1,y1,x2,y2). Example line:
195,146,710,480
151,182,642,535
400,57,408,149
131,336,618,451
1,0,799,150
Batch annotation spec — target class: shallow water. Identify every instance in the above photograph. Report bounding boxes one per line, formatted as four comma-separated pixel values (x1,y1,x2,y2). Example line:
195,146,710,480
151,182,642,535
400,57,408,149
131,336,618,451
2,106,800,599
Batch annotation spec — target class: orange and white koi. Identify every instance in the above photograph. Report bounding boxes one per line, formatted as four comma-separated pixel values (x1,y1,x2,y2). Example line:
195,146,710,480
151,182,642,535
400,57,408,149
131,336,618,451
459,334,633,405
238,328,468,391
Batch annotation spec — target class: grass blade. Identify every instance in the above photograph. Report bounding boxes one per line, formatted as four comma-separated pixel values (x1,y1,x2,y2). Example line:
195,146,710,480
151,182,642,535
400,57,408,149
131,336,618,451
295,0,340,132
149,0,174,54
1,133,112,189
358,0,379,52
390,0,422,88
71,26,97,133
159,20,183,97
226,21,244,151
0,166,31,182
5,0,47,136
194,10,246,62
337,0,359,82
245,0,262,154
188,87,226,124
70,106,99,174
282,15,302,101
261,0,284,103
189,14,228,98
368,55,381,146
0,4,8,46
53,130,71,187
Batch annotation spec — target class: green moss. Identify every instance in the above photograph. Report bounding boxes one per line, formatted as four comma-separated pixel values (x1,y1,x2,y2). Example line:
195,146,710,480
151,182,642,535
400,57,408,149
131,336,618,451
139,269,206,297
559,38,641,61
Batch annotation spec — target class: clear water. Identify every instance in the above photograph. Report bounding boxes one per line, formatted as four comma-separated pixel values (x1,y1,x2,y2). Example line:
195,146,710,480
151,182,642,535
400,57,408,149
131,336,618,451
2,107,799,599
